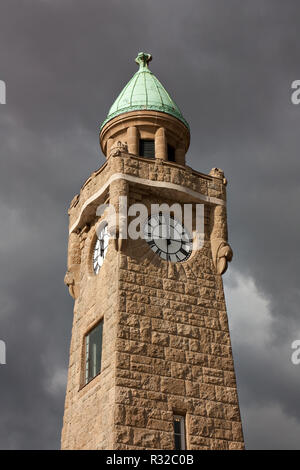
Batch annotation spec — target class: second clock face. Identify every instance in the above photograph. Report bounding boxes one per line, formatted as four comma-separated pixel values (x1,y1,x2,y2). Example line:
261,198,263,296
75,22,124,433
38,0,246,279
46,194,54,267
143,214,193,262
93,224,109,274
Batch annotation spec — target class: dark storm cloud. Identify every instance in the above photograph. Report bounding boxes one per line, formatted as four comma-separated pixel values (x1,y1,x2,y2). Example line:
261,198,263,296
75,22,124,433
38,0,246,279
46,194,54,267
0,0,300,448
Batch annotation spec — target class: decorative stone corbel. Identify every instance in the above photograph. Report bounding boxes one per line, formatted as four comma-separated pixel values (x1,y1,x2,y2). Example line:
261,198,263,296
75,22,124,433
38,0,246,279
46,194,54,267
64,271,75,298
64,263,81,299
209,168,232,275
109,141,128,158
108,178,128,253
211,238,233,275
64,232,81,298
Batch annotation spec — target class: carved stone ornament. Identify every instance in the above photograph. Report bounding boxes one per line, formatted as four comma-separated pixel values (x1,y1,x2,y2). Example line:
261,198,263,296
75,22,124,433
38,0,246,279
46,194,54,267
215,241,233,275
109,141,128,158
209,167,227,186
64,270,75,298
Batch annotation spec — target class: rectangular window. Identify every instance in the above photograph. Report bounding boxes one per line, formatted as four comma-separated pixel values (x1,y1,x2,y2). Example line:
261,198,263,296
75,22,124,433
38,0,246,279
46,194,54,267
167,144,176,162
139,139,155,159
173,415,186,450
85,321,103,384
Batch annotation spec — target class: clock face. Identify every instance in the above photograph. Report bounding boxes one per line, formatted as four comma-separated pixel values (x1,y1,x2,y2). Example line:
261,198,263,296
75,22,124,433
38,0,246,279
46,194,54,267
143,214,193,262
93,224,109,274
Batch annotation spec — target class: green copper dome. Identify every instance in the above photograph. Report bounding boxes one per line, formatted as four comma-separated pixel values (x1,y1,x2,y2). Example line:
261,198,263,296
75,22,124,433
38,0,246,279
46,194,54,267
100,52,189,130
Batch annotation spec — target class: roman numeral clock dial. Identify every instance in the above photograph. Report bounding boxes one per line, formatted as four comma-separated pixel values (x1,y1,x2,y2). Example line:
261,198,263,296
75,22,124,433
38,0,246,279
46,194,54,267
143,214,193,262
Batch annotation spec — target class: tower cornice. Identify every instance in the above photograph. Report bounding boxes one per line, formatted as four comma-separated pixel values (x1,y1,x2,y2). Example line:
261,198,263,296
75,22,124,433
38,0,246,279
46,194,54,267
67,155,227,235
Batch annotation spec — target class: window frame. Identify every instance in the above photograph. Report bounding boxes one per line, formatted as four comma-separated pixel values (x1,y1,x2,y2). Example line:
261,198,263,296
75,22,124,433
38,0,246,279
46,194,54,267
84,320,103,385
139,139,155,159
173,414,186,450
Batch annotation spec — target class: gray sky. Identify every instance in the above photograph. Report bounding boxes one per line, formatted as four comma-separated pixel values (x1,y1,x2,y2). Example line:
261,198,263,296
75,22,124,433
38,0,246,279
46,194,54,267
0,0,300,449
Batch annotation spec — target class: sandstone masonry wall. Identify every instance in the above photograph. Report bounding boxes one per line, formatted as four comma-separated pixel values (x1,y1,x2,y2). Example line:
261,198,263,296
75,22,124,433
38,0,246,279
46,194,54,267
61,155,244,450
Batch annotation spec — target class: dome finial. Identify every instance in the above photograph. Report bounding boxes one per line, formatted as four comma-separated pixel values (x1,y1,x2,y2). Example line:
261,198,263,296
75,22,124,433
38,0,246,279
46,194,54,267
100,51,189,130
135,52,152,70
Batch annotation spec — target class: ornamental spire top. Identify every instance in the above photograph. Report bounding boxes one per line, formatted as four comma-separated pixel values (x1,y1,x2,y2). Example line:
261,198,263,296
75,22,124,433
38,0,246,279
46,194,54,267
100,52,189,130
135,52,152,70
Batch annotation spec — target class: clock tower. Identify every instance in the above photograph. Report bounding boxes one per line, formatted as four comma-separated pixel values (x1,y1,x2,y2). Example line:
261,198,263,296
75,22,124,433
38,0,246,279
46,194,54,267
61,53,244,450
